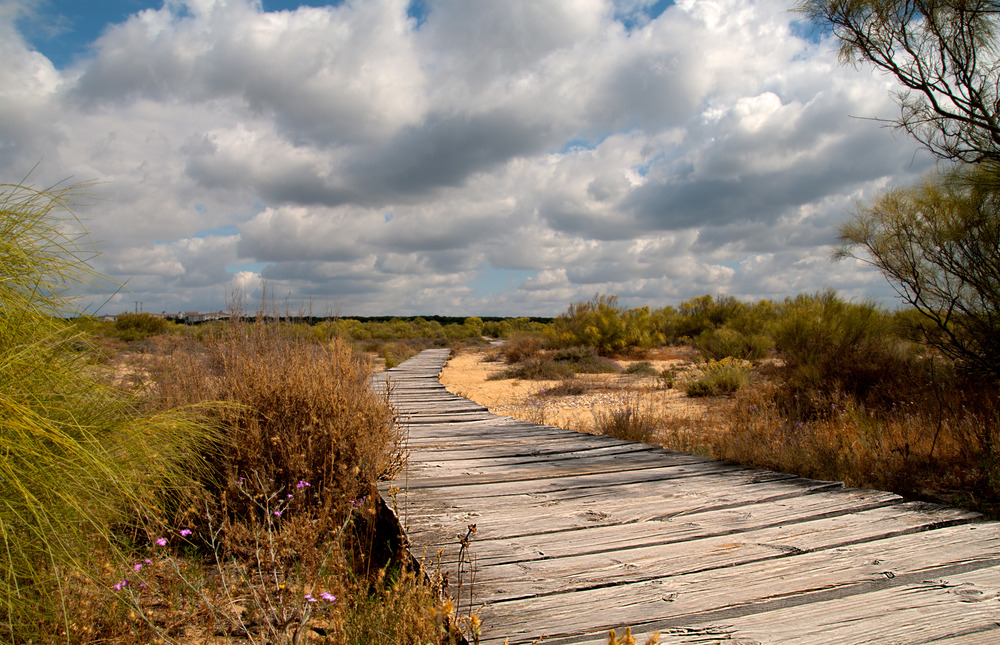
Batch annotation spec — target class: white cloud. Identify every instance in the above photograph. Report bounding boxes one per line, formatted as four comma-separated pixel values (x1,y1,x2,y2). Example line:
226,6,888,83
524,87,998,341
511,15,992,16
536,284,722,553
0,0,934,315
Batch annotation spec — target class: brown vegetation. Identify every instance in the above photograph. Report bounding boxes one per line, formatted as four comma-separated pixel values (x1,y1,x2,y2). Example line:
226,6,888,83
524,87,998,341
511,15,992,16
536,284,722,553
23,315,470,644
444,291,1000,519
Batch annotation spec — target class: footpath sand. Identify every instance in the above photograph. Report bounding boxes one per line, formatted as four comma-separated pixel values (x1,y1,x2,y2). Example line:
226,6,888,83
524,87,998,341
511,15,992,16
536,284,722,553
438,347,714,433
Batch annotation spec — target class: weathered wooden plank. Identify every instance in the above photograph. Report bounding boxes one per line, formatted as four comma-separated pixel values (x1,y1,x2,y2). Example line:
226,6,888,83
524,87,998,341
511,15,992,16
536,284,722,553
395,482,893,547
399,411,499,423
399,445,718,481
387,455,747,490
402,438,652,463
644,563,1000,645
383,466,810,517
476,523,1000,643
431,498,971,570
393,400,482,409
446,502,978,602
401,421,613,443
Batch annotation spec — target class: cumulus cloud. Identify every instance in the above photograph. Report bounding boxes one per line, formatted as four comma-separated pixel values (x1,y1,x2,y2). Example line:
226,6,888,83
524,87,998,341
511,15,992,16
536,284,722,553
0,0,933,315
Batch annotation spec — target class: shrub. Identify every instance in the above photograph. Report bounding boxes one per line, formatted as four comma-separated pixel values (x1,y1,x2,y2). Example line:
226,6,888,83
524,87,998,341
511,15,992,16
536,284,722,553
491,356,575,380
553,345,623,374
114,311,170,341
548,294,663,355
504,333,543,363
594,399,661,443
685,357,751,397
625,361,658,376
537,379,595,397
152,319,403,523
674,294,744,340
771,291,919,416
381,339,421,368
552,345,599,362
694,326,774,361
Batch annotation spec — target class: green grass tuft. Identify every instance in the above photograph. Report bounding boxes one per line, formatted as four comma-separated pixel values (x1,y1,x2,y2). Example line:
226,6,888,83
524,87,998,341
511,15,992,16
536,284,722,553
0,180,219,641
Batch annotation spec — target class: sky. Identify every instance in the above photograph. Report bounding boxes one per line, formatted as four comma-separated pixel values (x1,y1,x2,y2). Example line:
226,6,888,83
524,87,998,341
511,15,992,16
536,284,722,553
2,0,934,316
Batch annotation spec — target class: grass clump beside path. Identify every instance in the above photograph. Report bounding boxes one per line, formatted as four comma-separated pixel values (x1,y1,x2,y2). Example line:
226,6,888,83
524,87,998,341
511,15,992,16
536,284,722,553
0,181,218,640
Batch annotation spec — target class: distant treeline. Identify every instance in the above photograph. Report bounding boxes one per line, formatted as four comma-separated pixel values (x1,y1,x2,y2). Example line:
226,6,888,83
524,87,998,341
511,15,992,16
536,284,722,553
324,314,554,325
157,313,555,326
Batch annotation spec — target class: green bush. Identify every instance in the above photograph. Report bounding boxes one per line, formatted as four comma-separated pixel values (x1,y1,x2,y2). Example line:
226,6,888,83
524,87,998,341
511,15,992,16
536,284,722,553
694,326,774,361
625,361,658,376
547,294,663,355
771,290,918,414
674,294,744,340
685,357,751,397
114,311,170,341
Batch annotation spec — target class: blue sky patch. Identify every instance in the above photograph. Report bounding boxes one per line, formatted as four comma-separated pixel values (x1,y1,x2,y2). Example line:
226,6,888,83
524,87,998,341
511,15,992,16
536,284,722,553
466,268,537,297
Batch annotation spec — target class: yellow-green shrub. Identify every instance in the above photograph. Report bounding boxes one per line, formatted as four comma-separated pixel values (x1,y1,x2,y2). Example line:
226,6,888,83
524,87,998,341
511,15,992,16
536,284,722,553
0,180,218,641
684,357,752,397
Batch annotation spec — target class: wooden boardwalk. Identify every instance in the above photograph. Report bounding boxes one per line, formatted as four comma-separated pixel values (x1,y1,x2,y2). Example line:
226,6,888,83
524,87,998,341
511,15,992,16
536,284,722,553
375,349,1000,644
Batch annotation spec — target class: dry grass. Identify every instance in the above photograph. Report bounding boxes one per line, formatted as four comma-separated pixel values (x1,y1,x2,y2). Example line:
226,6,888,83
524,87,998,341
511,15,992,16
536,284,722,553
52,317,472,644
151,318,403,520
446,347,1000,519
688,380,1000,514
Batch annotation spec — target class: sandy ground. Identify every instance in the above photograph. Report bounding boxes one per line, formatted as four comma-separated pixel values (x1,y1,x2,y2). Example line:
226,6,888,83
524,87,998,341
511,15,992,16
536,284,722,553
439,347,715,433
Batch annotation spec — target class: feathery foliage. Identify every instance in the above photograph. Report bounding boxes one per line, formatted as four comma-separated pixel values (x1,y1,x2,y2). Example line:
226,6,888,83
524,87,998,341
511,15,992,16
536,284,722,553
837,167,1000,381
0,181,218,640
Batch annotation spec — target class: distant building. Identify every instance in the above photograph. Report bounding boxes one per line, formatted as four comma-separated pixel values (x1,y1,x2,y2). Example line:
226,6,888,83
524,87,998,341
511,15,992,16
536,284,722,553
179,311,230,323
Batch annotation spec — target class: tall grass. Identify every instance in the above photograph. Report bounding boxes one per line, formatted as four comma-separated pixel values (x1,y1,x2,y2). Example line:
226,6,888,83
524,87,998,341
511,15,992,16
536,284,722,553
0,181,219,641
593,396,662,444
690,381,1000,514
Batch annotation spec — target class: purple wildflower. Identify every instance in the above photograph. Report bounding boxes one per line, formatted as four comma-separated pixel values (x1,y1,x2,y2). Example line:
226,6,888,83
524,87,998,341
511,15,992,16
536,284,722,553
320,592,336,602
296,480,311,488
273,510,282,517
304,593,317,603
155,537,167,546
113,580,128,591
133,563,143,572
179,529,192,537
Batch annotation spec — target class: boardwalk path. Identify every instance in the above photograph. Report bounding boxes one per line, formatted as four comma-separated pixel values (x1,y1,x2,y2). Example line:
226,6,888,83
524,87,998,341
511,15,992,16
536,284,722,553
374,349,1000,644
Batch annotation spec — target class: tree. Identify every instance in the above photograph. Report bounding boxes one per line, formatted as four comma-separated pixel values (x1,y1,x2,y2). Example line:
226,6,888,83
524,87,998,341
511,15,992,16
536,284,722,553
799,0,1000,380
797,0,1000,165
836,166,1000,379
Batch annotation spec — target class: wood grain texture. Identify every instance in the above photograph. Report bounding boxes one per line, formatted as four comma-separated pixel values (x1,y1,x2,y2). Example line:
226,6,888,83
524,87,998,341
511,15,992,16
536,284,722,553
375,349,1000,645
